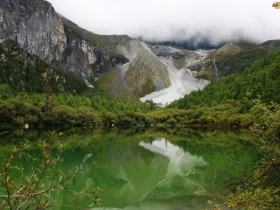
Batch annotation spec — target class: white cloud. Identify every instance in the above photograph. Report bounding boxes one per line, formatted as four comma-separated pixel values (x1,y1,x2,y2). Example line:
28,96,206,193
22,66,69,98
47,0,280,44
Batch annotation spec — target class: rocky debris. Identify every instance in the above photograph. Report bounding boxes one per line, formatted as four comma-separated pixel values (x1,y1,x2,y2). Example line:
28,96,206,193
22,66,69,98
149,45,185,59
139,45,211,105
188,60,213,72
158,51,185,59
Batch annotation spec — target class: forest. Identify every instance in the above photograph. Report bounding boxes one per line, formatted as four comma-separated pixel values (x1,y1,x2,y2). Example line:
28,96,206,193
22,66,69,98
1,50,280,130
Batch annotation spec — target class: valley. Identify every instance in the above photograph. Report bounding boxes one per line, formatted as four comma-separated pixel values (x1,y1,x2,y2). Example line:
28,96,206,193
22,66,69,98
0,0,279,209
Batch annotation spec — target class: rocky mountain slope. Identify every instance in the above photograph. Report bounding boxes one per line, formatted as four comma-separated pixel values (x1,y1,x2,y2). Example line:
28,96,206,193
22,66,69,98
97,39,171,99
188,41,280,80
0,0,171,97
140,45,210,105
58,18,129,84
1,0,280,103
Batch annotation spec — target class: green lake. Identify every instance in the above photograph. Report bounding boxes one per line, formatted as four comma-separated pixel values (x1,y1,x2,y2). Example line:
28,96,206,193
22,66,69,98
0,129,259,210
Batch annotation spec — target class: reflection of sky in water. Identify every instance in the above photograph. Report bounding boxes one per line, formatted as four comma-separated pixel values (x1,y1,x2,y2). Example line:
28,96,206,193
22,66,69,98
139,138,206,177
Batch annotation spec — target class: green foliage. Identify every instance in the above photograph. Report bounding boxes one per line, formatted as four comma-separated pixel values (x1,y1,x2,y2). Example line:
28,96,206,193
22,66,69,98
0,87,158,130
0,84,13,100
146,100,252,129
169,49,280,209
0,99,42,130
210,102,280,209
0,90,255,131
45,105,102,127
212,41,280,78
0,132,99,209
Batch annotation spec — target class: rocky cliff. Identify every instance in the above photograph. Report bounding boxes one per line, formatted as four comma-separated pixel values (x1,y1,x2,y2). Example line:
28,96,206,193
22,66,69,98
58,18,129,84
0,0,67,62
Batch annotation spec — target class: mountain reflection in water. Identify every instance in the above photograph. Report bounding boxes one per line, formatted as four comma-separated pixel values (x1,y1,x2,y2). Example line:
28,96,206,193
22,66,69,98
92,138,212,210
139,138,206,176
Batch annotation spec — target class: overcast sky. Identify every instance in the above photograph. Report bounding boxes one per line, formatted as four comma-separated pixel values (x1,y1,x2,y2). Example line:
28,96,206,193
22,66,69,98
47,0,280,45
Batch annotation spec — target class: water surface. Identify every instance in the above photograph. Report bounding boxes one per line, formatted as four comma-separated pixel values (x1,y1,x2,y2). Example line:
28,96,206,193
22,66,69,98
0,130,259,210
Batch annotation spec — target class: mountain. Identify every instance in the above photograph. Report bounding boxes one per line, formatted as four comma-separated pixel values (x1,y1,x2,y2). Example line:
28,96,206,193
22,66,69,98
0,0,171,98
1,0,280,104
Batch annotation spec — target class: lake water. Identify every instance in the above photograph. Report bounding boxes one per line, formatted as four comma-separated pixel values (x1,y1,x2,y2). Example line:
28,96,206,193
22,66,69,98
0,129,259,210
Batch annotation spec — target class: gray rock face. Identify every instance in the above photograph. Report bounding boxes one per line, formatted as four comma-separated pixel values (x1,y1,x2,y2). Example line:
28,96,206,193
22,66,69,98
0,0,67,62
60,18,129,82
0,0,128,85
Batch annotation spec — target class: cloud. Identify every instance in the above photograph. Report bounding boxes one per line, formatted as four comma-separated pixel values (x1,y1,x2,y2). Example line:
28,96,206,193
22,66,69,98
47,0,280,45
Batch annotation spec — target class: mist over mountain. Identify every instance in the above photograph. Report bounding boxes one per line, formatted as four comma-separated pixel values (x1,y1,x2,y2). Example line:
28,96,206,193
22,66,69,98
47,0,280,47
142,37,226,51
